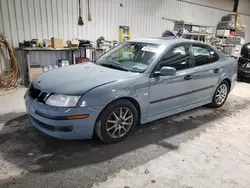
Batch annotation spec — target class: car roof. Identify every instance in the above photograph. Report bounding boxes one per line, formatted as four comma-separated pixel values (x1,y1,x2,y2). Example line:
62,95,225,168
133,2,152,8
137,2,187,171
129,37,225,59
129,37,207,46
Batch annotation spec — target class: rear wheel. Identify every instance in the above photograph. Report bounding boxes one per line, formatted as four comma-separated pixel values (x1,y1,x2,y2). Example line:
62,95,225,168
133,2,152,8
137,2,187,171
210,80,229,108
95,100,138,143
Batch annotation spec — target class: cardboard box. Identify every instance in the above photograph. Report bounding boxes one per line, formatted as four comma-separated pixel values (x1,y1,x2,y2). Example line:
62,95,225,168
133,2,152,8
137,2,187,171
30,67,43,81
51,37,63,48
67,40,79,48
44,39,52,48
58,59,70,67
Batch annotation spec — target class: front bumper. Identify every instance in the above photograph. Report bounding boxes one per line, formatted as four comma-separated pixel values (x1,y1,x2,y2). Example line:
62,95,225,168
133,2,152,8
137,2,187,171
25,94,103,139
238,70,250,78
238,66,250,79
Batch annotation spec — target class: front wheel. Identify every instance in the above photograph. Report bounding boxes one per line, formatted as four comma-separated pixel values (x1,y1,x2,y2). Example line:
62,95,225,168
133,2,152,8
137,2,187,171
210,80,229,108
95,100,138,143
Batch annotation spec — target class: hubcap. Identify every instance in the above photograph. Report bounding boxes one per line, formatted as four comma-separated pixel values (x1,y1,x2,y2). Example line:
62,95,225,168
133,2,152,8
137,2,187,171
106,107,133,138
215,84,228,105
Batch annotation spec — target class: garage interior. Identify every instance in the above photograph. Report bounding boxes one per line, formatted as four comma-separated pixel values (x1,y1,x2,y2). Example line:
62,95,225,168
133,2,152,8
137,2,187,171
1,0,250,187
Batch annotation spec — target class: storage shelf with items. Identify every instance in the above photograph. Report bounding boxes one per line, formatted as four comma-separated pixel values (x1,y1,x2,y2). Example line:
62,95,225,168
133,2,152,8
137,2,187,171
173,21,214,43
15,37,97,85
215,14,246,58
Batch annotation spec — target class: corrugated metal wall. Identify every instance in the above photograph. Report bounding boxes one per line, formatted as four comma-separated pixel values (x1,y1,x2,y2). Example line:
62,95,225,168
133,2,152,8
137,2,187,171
0,0,239,45
238,0,250,15
0,0,250,66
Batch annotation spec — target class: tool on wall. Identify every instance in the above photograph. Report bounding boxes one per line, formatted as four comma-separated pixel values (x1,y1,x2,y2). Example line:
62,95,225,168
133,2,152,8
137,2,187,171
87,0,92,21
78,0,84,26
119,26,131,42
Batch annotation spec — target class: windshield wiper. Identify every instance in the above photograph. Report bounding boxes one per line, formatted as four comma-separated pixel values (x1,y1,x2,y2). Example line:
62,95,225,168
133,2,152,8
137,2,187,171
100,63,130,72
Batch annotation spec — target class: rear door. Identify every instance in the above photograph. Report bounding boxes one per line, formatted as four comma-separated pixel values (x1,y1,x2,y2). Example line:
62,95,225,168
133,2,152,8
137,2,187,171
190,44,221,103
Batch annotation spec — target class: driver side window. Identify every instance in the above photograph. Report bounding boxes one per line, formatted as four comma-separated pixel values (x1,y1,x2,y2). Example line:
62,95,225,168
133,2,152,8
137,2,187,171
159,44,191,71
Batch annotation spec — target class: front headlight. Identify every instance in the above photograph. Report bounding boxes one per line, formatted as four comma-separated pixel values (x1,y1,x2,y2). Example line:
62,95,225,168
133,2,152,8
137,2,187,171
45,94,81,107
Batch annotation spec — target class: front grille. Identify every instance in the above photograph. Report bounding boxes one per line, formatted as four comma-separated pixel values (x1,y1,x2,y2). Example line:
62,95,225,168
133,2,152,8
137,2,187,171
29,84,49,103
29,84,41,99
38,92,49,102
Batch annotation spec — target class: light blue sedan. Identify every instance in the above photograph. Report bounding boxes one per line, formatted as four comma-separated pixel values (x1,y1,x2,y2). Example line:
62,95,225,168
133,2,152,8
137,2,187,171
25,38,237,143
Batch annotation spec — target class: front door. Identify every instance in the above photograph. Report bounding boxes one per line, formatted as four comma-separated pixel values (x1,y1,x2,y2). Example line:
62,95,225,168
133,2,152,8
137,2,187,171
147,44,195,121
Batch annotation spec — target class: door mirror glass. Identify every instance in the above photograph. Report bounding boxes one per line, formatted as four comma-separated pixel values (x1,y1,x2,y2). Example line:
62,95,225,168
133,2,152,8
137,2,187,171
155,66,176,76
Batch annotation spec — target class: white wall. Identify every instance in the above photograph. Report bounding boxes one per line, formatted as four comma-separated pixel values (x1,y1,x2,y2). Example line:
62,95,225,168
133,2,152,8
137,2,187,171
0,0,250,66
238,0,250,15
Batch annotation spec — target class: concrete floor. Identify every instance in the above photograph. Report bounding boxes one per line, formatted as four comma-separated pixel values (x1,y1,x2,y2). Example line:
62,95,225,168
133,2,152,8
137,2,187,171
0,82,250,188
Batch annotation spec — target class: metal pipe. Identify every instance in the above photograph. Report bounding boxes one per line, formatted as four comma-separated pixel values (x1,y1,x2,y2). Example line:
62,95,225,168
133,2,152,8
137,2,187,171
176,0,250,16
176,0,232,12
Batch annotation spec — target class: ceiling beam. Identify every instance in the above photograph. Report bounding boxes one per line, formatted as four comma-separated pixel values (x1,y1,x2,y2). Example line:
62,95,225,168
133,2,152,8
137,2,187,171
233,0,239,12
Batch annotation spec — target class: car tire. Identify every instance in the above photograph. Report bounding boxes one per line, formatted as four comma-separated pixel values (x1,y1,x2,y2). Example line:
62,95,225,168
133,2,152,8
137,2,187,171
95,99,138,143
210,80,229,108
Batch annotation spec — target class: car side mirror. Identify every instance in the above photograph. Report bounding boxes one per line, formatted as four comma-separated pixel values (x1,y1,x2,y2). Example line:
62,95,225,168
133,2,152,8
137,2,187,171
154,66,176,76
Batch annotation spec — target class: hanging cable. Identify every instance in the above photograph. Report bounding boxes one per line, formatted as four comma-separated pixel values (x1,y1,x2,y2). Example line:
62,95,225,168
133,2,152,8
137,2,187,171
0,34,20,89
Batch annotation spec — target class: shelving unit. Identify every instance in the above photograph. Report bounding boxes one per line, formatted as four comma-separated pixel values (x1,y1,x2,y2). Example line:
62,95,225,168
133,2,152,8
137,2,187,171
215,28,246,57
15,47,96,85
214,13,246,58
182,32,214,36
15,48,78,85
173,21,214,42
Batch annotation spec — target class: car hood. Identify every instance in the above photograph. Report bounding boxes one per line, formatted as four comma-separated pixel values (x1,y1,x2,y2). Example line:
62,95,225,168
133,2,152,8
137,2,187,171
33,62,138,95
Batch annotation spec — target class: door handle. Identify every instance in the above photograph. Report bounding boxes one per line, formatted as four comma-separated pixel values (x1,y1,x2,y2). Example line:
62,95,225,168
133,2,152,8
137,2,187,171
214,68,220,73
184,75,193,80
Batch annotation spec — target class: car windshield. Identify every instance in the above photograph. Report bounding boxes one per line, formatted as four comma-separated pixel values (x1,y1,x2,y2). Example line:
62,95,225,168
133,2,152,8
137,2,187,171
97,42,164,73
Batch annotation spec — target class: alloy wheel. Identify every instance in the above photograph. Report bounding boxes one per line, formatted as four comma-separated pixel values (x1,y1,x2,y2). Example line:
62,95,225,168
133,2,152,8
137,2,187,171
106,107,133,138
215,84,228,105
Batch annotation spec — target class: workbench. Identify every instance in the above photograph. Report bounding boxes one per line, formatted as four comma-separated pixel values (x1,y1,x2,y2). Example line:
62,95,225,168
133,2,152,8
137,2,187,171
15,47,96,85
79,47,96,62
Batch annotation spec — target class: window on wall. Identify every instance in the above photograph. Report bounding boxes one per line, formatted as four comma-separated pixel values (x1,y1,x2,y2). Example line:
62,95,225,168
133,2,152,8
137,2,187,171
159,44,191,71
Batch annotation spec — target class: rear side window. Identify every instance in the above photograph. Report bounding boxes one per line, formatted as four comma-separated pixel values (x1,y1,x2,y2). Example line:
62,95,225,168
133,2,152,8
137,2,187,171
210,50,219,62
159,44,191,71
193,46,210,66
193,45,219,66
